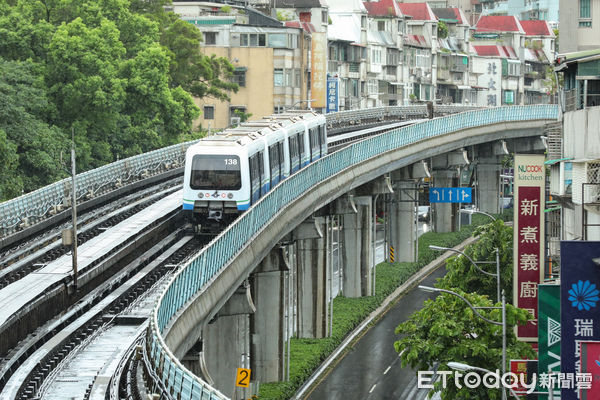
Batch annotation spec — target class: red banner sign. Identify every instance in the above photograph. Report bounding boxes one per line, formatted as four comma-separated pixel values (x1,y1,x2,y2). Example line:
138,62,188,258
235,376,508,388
513,154,545,341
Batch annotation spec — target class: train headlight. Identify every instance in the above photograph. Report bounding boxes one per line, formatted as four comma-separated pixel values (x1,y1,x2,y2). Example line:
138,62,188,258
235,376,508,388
198,192,204,198
228,193,233,199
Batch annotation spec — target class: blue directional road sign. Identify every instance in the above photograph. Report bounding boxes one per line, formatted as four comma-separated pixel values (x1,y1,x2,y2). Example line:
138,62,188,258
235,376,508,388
429,187,472,203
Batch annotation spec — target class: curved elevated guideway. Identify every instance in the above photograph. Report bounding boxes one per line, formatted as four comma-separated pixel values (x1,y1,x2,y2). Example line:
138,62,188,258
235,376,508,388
146,105,560,399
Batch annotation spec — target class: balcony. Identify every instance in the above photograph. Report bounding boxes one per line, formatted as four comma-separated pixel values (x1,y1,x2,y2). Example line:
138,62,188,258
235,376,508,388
437,68,451,81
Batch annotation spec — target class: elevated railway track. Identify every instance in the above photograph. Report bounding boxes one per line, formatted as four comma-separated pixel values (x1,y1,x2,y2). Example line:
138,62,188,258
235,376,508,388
0,105,504,399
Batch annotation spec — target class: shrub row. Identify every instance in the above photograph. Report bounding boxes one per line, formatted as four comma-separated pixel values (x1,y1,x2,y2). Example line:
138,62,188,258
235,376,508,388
257,213,502,399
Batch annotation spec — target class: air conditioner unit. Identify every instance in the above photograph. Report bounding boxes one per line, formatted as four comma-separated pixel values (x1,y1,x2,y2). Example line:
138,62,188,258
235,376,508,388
230,117,241,126
415,68,423,78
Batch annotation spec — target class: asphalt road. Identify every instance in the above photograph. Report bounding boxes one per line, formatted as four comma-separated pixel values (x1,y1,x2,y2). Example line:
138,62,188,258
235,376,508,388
306,266,445,400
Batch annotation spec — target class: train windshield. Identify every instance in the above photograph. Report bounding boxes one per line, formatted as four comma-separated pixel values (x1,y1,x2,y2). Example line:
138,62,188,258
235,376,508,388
190,155,241,190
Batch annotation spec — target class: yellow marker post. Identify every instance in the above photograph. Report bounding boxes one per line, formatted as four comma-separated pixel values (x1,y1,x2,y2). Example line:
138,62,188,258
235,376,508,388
389,246,395,263
236,368,251,388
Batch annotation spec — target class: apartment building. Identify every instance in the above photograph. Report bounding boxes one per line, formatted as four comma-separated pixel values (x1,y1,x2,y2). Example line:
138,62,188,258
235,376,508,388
559,0,600,53
398,2,439,102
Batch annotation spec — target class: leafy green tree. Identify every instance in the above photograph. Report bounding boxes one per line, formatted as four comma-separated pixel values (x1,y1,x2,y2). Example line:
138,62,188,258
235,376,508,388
395,289,535,400
45,17,128,169
156,13,239,101
0,57,68,193
0,0,237,199
119,43,200,155
0,128,21,200
437,220,515,302
437,21,449,39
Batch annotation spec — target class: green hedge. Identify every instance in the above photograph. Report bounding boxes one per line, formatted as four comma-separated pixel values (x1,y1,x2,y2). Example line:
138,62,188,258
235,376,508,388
257,214,502,399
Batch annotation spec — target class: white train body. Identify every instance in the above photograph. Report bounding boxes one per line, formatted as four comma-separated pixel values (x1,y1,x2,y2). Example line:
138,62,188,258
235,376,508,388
182,111,327,228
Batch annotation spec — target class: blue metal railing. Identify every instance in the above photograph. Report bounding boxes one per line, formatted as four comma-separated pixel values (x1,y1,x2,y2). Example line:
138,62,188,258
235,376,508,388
148,105,560,400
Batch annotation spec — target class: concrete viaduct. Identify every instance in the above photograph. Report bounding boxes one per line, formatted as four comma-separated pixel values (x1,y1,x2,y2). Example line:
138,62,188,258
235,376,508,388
147,105,560,400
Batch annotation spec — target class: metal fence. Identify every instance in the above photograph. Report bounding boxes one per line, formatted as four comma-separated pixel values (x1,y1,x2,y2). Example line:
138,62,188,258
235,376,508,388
147,105,560,400
0,105,480,238
0,142,192,236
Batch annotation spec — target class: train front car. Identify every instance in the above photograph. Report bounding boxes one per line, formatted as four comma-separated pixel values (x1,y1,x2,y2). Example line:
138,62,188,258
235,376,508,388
182,139,250,232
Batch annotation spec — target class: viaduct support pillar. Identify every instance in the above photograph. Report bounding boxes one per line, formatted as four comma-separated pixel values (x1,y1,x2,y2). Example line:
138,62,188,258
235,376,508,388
202,285,256,399
432,170,456,233
294,217,330,338
250,247,288,383
389,181,417,263
476,156,502,215
341,196,372,297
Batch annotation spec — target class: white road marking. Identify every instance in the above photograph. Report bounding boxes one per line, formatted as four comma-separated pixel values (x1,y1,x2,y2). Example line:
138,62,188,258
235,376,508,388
383,366,392,375
369,384,377,393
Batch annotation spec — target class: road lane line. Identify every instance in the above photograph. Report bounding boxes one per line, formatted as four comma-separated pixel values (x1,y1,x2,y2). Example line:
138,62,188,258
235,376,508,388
369,384,377,393
383,366,391,375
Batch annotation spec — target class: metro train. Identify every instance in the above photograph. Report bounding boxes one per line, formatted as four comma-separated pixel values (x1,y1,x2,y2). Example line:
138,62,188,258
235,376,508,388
182,111,327,231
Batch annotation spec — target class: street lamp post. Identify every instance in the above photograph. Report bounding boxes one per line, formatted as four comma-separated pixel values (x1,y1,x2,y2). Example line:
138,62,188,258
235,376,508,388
281,99,315,113
459,208,496,222
419,286,508,400
429,245,501,304
447,362,520,399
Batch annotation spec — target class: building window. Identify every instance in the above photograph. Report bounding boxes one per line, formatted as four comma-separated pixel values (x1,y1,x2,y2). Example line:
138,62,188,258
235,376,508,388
377,21,386,31
361,16,366,29
322,10,327,24
269,33,287,48
274,69,284,86
240,33,266,47
233,69,246,87
203,106,215,119
372,49,381,64
294,69,301,88
204,32,216,45
580,0,591,18
285,69,293,86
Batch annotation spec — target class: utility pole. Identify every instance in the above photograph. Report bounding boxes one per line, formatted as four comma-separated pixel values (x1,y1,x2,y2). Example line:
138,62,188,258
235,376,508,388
70,128,78,290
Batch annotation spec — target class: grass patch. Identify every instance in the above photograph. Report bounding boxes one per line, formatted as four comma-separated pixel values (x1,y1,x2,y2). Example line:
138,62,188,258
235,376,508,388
257,214,503,399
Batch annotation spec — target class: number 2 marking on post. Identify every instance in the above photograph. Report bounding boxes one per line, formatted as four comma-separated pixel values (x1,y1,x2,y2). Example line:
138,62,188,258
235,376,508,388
236,368,251,387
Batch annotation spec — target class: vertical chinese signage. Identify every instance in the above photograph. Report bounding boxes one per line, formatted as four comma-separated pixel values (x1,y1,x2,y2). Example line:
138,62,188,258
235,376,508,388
513,154,545,341
538,284,561,399
326,76,338,113
310,32,327,109
560,241,600,400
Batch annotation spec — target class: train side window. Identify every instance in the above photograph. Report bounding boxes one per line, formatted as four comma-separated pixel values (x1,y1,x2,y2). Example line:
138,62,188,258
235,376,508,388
318,125,325,156
289,135,297,173
299,132,305,164
269,144,278,185
278,141,284,179
249,155,259,201
258,151,265,194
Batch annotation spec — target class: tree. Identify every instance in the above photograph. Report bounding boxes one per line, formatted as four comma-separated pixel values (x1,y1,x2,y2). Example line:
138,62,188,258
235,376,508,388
394,289,535,399
0,128,21,200
437,21,449,39
156,13,239,101
436,220,515,302
0,0,237,200
0,57,68,194
45,17,128,169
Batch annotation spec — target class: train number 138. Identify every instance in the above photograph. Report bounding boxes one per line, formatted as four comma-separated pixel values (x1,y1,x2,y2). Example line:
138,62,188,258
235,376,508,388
224,158,238,165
